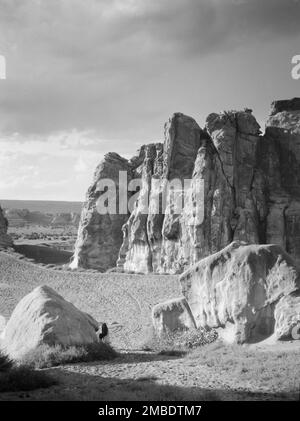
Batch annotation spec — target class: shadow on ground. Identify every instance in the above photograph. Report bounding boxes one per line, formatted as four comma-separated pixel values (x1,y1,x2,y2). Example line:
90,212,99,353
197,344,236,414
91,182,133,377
0,351,298,402
14,244,72,265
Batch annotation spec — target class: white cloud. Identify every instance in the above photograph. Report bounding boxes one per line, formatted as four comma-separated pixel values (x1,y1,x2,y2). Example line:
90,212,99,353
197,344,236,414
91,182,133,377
0,131,106,200
0,0,299,200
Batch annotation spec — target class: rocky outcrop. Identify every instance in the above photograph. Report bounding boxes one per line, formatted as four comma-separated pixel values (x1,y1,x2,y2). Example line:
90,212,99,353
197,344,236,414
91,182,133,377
0,314,5,337
152,297,196,336
72,98,300,273
70,153,133,270
179,242,300,343
274,292,300,340
4,208,80,228
258,98,300,266
1,285,100,359
50,212,80,227
0,206,13,248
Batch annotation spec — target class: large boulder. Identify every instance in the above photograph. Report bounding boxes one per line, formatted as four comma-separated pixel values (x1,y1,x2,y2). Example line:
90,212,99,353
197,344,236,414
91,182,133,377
152,297,196,336
1,285,99,359
180,242,300,343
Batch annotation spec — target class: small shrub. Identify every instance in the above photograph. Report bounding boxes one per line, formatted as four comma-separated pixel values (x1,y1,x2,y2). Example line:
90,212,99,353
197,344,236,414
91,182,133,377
106,267,124,273
20,342,118,369
0,351,13,372
0,366,57,393
143,327,218,354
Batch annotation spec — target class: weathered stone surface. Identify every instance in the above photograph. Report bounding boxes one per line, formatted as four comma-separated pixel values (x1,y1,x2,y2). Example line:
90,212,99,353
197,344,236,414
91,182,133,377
274,292,300,340
270,97,300,115
180,242,300,343
152,297,196,336
0,205,13,248
70,153,132,271
1,286,100,359
258,103,300,266
73,98,300,273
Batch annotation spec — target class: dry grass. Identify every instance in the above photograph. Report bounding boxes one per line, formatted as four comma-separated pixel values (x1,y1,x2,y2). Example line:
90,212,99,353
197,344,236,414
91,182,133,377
20,343,117,369
186,341,300,396
142,327,218,355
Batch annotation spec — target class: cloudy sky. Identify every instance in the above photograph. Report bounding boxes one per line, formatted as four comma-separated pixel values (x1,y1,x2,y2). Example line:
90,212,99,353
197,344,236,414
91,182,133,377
0,0,299,201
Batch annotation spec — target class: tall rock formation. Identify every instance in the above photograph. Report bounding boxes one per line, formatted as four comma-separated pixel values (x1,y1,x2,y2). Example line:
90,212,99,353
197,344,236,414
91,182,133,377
70,153,132,271
71,98,300,273
0,205,13,248
257,98,300,265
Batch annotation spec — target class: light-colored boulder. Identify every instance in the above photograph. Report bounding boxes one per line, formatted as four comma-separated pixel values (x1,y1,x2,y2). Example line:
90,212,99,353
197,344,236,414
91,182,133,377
152,297,196,336
1,285,99,359
274,293,300,340
260,98,300,266
180,241,300,343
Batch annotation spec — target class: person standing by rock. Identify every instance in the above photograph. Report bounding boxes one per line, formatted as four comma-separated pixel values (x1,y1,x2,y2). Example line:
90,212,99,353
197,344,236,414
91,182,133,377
98,322,109,343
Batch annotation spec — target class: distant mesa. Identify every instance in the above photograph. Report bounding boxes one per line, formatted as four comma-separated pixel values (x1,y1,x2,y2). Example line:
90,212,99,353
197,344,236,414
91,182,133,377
3,208,80,228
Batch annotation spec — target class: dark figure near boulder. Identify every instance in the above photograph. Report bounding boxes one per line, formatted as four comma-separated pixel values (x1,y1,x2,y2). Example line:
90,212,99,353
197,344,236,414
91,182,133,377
99,323,108,341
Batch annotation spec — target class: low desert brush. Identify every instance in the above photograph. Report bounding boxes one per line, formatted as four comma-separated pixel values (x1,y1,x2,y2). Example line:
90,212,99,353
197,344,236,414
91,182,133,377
143,327,218,355
20,342,118,369
0,350,57,392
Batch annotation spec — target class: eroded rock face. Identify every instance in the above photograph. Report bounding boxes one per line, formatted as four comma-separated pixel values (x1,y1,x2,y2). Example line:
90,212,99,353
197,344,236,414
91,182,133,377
1,285,100,359
119,110,262,273
0,206,13,249
180,242,300,343
0,314,6,337
152,297,196,336
70,153,132,271
73,99,300,273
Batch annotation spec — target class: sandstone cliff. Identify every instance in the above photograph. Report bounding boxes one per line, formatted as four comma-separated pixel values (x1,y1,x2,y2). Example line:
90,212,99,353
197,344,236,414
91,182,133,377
71,98,300,273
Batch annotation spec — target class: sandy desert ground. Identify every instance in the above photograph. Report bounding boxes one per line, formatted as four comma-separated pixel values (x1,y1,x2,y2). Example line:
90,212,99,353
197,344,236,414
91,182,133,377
0,250,299,401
